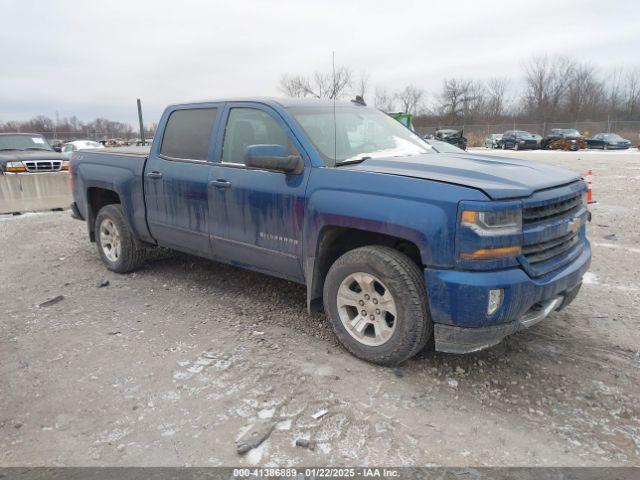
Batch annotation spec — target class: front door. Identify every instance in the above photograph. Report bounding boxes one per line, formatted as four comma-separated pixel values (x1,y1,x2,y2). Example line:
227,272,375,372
144,106,220,256
208,103,309,282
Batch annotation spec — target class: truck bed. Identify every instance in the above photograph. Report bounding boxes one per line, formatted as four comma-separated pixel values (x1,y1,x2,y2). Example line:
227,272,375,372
72,146,152,243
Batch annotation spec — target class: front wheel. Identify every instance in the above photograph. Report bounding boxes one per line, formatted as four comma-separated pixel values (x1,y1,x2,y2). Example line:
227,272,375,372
323,246,432,365
95,204,146,273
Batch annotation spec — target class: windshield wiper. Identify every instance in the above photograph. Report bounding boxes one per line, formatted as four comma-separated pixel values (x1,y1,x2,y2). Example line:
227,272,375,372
335,156,371,167
24,147,53,151
0,148,22,151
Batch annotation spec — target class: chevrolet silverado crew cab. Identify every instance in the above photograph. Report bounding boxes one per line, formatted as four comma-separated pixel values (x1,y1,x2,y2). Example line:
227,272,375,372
70,98,591,365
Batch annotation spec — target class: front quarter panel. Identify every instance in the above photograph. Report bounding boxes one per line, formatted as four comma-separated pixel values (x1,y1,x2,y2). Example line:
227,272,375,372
304,167,489,268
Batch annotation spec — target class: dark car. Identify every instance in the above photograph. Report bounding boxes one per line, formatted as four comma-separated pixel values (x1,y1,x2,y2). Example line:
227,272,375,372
541,128,587,151
586,133,632,150
0,133,68,173
433,129,467,150
500,130,538,150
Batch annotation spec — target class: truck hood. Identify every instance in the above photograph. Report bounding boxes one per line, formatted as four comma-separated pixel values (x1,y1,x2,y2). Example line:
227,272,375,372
0,150,64,164
344,153,580,200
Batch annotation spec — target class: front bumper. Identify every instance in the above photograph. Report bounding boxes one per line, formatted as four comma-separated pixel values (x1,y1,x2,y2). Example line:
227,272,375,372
426,242,591,353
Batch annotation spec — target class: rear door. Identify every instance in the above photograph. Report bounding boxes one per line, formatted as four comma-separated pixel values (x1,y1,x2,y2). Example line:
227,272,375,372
144,105,221,256
207,103,310,282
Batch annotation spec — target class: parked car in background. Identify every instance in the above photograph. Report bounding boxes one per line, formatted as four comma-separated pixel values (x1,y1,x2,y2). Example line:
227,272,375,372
484,134,503,149
135,137,154,146
501,130,538,150
61,140,105,159
541,129,587,151
531,133,543,148
49,139,64,152
586,133,632,150
434,129,467,150
0,133,67,173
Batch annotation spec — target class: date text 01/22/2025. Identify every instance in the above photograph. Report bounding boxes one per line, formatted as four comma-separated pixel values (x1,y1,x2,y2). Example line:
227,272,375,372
232,467,400,477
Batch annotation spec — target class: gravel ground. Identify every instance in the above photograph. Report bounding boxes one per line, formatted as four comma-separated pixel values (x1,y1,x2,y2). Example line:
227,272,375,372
1,150,639,467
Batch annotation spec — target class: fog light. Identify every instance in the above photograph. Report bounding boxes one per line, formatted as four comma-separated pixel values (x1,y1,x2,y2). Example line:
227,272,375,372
488,289,503,315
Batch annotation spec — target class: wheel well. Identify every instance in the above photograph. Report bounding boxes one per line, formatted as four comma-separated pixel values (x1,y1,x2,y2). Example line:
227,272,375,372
308,226,423,312
86,188,121,241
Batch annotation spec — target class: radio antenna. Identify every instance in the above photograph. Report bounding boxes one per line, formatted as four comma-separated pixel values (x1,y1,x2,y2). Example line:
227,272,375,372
332,50,337,163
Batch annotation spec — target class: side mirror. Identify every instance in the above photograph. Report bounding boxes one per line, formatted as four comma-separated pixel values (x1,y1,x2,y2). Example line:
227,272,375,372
244,144,303,175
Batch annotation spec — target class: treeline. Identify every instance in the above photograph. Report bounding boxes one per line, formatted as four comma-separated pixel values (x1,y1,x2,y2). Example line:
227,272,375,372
279,55,640,125
0,115,156,140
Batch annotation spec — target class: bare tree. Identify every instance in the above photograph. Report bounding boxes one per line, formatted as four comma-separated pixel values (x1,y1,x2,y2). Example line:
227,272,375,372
278,66,353,100
278,74,313,98
436,79,486,121
354,71,370,100
565,63,605,120
374,87,396,111
396,85,424,115
486,77,509,118
623,68,640,118
523,55,576,120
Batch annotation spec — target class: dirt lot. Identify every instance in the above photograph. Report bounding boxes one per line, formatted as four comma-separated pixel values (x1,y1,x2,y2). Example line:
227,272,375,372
1,150,639,467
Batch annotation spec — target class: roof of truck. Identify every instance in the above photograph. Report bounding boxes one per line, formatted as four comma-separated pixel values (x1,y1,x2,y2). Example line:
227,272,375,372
167,97,366,109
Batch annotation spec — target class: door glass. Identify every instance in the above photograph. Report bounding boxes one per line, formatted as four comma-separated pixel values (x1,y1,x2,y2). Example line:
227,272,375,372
160,108,217,160
221,108,289,164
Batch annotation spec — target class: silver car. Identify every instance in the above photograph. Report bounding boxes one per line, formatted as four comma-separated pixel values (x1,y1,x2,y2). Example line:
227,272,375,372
484,133,503,149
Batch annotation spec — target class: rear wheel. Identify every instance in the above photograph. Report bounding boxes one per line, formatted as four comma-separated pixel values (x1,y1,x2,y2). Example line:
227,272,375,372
95,204,146,273
323,246,432,365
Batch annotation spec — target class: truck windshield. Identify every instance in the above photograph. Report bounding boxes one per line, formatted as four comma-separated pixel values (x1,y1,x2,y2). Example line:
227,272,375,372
0,134,53,151
288,106,432,166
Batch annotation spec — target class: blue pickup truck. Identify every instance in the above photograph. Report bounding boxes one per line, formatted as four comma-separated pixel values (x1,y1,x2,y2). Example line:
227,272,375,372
70,98,591,365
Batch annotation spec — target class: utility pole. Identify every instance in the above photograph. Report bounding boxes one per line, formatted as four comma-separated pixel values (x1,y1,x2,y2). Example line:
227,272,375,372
137,99,146,146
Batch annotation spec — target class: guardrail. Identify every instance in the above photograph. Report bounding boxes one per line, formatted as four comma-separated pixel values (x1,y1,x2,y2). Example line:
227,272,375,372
0,172,72,214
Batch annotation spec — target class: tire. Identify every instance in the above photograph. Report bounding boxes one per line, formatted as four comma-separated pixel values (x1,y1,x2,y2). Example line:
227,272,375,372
501,142,506,150
95,204,146,273
323,246,432,366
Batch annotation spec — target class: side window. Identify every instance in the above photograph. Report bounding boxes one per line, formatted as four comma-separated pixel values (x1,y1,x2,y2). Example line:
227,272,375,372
221,108,291,164
160,108,217,160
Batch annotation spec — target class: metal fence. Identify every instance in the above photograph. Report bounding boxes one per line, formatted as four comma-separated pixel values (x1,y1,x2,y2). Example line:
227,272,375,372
414,120,640,146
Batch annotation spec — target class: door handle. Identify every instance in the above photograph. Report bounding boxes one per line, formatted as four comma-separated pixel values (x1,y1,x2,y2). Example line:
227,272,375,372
209,179,231,189
146,171,163,179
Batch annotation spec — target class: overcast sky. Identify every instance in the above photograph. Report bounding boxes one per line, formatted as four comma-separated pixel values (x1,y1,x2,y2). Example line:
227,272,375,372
1,0,639,125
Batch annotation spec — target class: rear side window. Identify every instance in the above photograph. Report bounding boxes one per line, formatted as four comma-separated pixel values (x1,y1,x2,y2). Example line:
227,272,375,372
160,108,216,160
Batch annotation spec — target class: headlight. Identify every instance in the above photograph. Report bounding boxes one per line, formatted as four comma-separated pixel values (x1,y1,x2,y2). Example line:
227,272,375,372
4,161,27,173
460,209,522,236
61,160,70,171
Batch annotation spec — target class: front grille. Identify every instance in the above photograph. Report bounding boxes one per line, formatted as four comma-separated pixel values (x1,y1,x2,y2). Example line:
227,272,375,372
523,231,579,265
523,193,581,224
23,160,62,172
